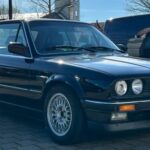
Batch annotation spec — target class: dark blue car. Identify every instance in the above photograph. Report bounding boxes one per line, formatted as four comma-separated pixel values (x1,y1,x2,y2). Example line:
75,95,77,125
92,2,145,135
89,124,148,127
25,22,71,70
0,19,150,145
104,14,150,46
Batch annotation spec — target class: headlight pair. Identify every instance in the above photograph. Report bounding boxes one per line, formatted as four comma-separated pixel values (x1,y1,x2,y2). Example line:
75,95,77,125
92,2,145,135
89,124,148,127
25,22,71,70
115,79,143,96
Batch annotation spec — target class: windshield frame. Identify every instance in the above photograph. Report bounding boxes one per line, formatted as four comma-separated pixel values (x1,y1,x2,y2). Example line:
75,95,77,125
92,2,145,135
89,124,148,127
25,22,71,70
28,20,120,56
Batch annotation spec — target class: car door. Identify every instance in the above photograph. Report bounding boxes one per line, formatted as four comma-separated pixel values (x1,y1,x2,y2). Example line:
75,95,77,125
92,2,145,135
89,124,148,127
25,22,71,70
0,22,34,106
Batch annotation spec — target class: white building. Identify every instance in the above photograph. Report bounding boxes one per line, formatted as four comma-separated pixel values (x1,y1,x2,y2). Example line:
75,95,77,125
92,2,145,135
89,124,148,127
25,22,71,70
55,0,80,20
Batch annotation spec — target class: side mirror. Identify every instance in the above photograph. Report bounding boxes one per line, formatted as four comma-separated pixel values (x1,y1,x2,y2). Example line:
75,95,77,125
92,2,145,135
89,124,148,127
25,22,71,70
8,42,29,57
117,44,127,52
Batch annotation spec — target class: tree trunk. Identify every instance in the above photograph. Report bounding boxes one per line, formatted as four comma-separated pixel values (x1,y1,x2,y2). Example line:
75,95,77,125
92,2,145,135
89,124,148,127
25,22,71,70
48,0,51,14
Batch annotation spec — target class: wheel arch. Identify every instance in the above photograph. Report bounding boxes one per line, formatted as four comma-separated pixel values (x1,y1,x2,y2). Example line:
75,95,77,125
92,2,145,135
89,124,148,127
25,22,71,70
41,74,84,105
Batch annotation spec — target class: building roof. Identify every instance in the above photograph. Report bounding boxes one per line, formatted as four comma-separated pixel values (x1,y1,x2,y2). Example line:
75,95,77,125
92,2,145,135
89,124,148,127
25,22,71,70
91,22,105,31
42,12,66,19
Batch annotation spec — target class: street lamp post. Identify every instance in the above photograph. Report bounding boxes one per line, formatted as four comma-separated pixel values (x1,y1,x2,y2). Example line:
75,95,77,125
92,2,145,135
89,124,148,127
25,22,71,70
9,0,13,19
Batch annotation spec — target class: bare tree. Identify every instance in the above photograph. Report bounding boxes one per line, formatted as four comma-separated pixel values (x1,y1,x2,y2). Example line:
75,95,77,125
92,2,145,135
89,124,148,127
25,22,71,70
29,0,52,14
0,5,7,19
29,0,72,17
0,5,20,19
126,0,150,14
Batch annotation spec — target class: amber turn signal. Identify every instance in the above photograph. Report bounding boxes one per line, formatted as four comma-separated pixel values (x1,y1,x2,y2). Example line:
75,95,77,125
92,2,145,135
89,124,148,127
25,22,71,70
119,104,135,112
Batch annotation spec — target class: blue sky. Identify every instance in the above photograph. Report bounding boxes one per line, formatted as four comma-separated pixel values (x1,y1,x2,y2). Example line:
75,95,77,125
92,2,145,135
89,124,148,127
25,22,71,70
80,0,128,22
1,0,129,22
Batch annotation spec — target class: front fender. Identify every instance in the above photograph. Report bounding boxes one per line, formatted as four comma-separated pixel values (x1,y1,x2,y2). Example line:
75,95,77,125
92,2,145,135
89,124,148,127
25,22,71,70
45,74,84,100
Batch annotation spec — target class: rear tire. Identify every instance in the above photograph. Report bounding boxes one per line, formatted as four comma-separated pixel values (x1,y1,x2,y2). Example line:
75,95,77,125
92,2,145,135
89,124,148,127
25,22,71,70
44,85,85,145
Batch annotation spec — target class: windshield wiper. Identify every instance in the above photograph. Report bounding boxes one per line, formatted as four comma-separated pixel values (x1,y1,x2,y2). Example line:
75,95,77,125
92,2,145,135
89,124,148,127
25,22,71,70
46,45,78,51
76,46,117,52
46,45,123,53
47,45,102,52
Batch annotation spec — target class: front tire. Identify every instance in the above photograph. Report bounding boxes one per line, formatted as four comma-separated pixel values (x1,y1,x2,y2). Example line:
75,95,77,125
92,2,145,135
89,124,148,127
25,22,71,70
44,85,85,145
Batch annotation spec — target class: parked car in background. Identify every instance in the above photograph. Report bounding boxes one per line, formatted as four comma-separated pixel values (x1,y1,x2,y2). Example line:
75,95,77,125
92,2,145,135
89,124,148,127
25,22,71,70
127,28,150,58
1,19,150,145
104,14,150,48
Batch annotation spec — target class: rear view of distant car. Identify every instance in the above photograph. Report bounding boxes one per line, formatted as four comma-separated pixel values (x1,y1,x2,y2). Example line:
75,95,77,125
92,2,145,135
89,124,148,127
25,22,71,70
127,28,150,58
104,14,150,48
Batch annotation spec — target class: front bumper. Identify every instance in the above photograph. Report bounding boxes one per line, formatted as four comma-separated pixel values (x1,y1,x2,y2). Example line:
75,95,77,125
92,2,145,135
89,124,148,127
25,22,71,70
82,99,150,131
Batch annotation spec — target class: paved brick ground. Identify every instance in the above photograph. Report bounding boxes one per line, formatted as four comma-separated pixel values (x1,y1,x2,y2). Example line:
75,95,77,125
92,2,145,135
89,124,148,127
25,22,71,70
1,105,150,150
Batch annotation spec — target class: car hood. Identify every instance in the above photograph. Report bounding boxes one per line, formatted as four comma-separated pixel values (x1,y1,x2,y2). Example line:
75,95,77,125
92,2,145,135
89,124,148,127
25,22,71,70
43,54,150,77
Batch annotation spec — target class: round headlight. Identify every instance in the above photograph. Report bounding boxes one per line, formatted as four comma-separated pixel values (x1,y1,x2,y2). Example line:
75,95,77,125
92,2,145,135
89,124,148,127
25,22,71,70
115,80,127,96
132,79,143,95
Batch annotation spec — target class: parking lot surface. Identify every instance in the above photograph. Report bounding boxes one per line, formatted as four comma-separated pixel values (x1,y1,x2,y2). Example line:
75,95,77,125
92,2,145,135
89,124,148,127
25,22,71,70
1,105,150,150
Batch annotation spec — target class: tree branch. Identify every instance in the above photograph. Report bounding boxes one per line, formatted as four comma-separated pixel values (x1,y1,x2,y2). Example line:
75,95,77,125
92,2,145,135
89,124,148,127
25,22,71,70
126,0,150,14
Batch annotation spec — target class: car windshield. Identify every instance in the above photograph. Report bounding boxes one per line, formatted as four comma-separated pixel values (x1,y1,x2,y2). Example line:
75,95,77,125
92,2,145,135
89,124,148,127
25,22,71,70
29,20,120,55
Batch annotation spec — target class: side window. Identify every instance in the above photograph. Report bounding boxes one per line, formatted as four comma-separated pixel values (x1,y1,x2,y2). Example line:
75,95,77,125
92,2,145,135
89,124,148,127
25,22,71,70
0,23,27,55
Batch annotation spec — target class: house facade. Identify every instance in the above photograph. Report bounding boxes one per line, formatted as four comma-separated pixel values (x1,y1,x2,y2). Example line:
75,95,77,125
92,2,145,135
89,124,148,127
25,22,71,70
55,0,80,20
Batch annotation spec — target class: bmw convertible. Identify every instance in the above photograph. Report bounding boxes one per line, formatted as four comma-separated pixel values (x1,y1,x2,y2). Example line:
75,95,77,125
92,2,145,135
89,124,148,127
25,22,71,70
0,19,150,144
